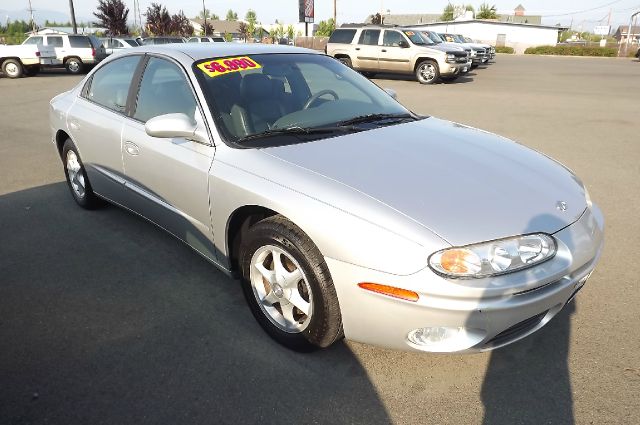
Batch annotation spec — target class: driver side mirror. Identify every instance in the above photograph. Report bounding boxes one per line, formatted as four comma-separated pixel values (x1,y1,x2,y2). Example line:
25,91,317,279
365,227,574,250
145,113,209,144
398,40,409,48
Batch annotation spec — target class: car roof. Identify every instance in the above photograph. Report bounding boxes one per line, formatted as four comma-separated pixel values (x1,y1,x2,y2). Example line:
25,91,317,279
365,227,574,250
132,43,320,62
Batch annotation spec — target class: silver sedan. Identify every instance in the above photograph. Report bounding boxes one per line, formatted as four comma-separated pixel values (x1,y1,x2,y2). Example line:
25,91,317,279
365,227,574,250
49,44,604,353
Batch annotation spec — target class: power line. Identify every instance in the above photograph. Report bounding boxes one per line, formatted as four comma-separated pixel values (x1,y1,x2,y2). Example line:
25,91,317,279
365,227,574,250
538,0,628,17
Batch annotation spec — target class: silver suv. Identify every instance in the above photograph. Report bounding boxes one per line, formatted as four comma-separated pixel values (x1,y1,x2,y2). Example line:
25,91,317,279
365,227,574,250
326,26,467,84
22,34,107,74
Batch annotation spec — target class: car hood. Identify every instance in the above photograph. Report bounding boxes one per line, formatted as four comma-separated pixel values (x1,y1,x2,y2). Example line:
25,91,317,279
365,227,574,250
262,118,586,246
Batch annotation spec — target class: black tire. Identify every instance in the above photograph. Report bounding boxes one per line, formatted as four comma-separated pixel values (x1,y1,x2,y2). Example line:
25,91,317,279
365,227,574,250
240,215,343,351
2,59,24,78
25,65,40,76
337,56,352,68
64,57,84,74
62,139,103,209
415,60,440,85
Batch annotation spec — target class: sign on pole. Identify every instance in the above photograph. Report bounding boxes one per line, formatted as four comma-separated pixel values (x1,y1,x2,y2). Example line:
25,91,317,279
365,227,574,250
594,25,610,36
299,0,314,23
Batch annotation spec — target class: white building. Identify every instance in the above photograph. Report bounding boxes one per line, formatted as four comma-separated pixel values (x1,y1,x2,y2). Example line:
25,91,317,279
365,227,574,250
405,20,566,54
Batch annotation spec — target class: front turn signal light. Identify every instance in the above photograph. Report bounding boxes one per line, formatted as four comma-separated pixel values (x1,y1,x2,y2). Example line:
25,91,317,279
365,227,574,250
358,282,419,302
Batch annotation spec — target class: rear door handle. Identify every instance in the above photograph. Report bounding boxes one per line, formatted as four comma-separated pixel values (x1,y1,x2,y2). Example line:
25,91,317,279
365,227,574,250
381,49,387,52
355,47,360,50
124,141,140,156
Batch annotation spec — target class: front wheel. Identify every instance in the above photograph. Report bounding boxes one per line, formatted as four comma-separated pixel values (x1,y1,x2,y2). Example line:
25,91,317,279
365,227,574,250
337,56,352,68
415,60,440,85
65,57,84,74
2,59,24,78
240,215,343,351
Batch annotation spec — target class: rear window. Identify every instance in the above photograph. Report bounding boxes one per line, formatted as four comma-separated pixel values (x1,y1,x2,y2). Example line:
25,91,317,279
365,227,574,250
69,36,92,48
328,29,357,44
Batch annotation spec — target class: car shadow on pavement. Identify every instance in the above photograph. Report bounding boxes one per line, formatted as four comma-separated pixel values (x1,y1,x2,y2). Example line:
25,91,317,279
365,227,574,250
479,213,577,424
0,183,392,425
374,72,475,84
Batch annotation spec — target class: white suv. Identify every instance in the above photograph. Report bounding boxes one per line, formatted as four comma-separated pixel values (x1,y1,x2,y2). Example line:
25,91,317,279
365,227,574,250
22,34,107,74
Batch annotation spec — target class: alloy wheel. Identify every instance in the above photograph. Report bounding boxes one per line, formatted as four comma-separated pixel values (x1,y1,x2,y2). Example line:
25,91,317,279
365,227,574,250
66,150,86,198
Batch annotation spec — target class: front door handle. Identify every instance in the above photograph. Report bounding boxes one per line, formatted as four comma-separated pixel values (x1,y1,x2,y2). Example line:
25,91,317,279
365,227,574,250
124,141,140,156
381,49,387,52
355,47,360,50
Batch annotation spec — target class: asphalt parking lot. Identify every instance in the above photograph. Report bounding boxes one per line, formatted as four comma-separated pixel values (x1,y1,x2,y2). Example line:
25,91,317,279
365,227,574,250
1,55,639,424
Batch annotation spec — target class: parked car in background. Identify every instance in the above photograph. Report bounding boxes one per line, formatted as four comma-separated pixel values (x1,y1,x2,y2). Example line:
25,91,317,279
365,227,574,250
439,33,488,67
142,37,185,45
187,36,226,43
635,47,640,59
22,34,107,74
462,36,495,60
417,30,473,72
327,26,467,84
0,43,57,78
100,37,140,55
49,43,604,353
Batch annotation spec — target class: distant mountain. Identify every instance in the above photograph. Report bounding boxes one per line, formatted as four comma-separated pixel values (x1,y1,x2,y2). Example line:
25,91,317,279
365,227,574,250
0,8,93,26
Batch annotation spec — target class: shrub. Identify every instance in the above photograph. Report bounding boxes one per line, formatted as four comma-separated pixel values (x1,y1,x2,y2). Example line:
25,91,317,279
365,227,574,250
495,46,514,54
524,45,617,57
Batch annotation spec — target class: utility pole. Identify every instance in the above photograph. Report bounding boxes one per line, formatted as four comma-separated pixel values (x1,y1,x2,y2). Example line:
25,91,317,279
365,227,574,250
68,0,77,34
333,0,336,26
202,0,207,36
27,0,36,32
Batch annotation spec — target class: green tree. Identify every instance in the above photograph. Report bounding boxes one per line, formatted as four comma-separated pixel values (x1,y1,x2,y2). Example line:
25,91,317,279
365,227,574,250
245,9,257,25
93,0,129,36
440,4,455,21
198,9,219,20
287,24,295,40
225,9,238,21
224,31,232,41
476,3,497,19
315,18,335,37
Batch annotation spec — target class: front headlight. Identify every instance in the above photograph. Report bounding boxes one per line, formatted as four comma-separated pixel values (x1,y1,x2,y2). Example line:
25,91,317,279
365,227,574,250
428,234,556,278
447,53,456,60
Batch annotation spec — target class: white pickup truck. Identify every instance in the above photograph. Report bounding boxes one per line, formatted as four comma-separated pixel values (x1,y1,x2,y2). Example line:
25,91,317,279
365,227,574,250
0,43,58,78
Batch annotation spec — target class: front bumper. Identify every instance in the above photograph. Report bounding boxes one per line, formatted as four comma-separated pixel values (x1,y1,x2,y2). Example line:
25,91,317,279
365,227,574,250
327,204,604,353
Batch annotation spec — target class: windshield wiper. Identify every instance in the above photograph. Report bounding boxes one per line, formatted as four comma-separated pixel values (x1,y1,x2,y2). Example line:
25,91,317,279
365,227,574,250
235,125,360,144
337,113,416,126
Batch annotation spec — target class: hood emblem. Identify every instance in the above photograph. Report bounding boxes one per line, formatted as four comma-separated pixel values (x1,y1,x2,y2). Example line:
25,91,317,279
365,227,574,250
556,201,567,212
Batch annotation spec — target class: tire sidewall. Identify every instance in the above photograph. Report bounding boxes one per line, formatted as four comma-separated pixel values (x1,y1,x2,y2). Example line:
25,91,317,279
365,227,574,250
338,57,352,68
65,58,83,74
62,139,94,208
240,221,339,351
3,59,23,78
416,60,439,84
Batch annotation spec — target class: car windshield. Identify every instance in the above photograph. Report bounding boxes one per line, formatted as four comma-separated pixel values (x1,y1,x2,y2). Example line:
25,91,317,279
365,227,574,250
403,30,433,45
423,32,443,43
194,53,415,146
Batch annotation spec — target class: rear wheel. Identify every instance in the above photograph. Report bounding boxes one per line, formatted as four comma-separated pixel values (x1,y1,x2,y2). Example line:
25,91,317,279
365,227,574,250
240,215,343,351
337,56,352,68
2,59,23,78
62,139,102,209
415,60,439,85
65,57,84,74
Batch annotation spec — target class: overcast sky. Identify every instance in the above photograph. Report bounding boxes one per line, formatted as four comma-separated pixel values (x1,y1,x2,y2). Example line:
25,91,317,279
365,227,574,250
2,0,639,29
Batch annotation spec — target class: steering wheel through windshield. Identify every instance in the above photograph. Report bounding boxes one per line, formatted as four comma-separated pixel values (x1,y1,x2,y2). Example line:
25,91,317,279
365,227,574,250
303,89,339,109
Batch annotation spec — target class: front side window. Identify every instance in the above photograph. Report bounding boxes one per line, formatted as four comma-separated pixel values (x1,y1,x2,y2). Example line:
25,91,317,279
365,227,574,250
23,36,43,45
358,30,380,46
47,36,63,47
201,38,210,42
403,30,433,45
133,57,198,123
382,31,405,47
188,38,198,43
194,53,414,147
85,55,141,112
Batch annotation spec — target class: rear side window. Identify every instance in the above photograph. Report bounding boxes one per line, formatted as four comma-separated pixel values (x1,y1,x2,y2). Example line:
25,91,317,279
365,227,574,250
69,36,91,48
47,36,64,47
133,58,197,123
358,30,380,46
85,55,141,112
200,38,210,42
328,29,357,44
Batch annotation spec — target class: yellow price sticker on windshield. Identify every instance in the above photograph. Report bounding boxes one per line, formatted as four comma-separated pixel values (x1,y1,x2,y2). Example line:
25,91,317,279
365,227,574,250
197,56,262,77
